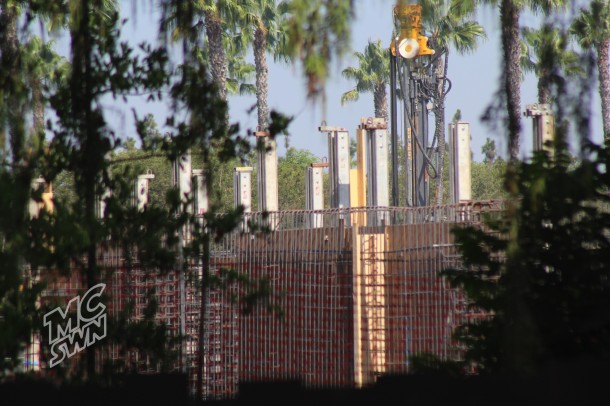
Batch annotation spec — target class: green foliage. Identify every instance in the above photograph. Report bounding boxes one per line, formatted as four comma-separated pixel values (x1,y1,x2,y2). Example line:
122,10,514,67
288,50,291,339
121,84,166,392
277,147,319,210
570,0,610,49
341,39,389,115
471,159,507,200
445,143,610,374
281,0,354,97
0,0,292,380
422,0,486,54
481,137,497,165
521,24,582,103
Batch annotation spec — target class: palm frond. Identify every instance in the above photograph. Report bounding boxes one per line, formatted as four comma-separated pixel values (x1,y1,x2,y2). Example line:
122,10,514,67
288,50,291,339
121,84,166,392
240,83,257,96
341,89,360,105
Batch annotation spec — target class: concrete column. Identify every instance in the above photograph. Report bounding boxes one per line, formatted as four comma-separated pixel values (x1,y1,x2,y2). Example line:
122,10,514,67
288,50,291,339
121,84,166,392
134,171,155,211
319,125,351,210
360,118,390,226
28,177,46,218
234,167,252,232
525,103,554,155
449,121,472,204
234,167,253,213
173,150,193,213
306,163,326,228
255,132,278,212
193,169,209,217
362,118,390,203
96,188,110,219
172,150,191,373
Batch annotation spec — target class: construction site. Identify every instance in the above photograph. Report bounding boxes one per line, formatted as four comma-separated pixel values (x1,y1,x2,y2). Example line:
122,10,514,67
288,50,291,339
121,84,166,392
19,2,556,400
28,112,512,398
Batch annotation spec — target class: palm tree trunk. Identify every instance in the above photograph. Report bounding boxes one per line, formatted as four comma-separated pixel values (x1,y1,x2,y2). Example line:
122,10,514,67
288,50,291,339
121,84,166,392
501,0,522,161
597,39,610,140
0,1,25,162
254,21,269,131
537,72,551,105
31,78,45,136
500,0,539,376
435,51,448,205
374,82,388,122
205,10,228,103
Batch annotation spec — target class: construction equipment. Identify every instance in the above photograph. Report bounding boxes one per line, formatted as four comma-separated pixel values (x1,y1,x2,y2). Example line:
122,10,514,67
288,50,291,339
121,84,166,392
389,0,440,208
392,2,435,59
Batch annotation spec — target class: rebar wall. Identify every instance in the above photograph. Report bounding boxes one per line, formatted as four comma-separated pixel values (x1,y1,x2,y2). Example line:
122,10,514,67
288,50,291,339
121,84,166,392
204,202,501,396
36,202,502,399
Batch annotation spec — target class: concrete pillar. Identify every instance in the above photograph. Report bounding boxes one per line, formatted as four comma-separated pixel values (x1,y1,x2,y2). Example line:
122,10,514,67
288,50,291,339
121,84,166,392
234,167,253,213
193,169,209,217
448,121,472,204
306,163,326,228
173,150,193,213
255,132,278,212
28,177,46,218
134,171,155,211
319,125,351,209
525,103,554,155
233,166,252,231
96,186,111,219
360,118,390,226
172,150,191,373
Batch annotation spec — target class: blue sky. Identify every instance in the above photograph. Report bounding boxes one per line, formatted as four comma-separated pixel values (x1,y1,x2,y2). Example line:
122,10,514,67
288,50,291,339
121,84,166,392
55,0,603,162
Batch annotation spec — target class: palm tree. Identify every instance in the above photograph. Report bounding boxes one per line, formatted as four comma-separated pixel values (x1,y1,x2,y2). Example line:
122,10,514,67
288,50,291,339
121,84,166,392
479,0,565,375
200,0,251,103
571,0,610,140
482,137,497,165
479,0,564,162
422,0,485,204
521,24,581,105
23,37,68,138
227,29,257,96
242,0,285,132
0,0,23,162
341,40,390,122
237,1,289,216
196,31,257,96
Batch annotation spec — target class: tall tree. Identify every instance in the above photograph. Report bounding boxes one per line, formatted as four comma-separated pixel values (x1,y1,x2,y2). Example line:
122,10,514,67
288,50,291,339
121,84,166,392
481,0,564,161
225,35,256,96
482,137,497,165
571,0,610,140
477,0,564,377
200,0,250,103
23,37,68,140
341,39,390,122
422,0,485,204
0,0,35,375
446,143,610,375
521,24,581,105
243,0,285,132
0,0,25,163
282,0,353,98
